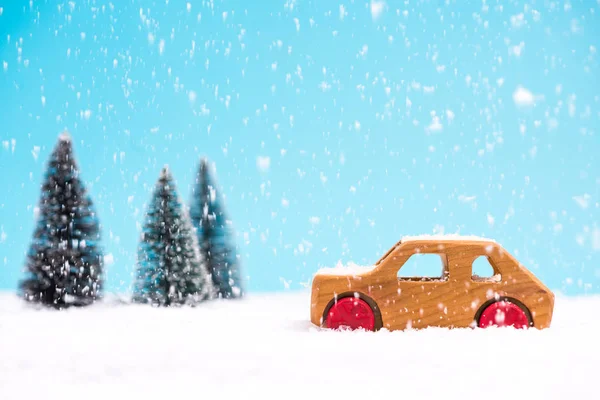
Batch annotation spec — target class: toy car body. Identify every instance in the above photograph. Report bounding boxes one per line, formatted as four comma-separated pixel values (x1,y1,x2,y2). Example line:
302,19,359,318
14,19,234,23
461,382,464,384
310,235,554,331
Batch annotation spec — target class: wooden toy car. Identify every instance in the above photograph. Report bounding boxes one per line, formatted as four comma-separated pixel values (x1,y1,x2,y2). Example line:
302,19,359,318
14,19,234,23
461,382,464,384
310,234,554,331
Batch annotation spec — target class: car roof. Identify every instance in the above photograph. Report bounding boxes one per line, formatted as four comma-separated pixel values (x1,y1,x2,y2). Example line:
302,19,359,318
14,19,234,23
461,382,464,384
375,234,498,265
400,234,497,243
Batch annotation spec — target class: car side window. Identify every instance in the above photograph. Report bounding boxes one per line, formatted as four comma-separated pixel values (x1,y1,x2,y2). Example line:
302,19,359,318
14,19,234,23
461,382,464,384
471,256,501,282
397,253,449,281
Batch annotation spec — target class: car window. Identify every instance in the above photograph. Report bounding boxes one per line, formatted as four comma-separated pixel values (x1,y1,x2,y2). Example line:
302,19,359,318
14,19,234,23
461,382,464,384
397,253,449,281
471,256,501,282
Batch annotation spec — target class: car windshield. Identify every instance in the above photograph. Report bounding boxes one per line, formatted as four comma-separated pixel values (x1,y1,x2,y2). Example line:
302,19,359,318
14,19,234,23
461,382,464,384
375,239,403,265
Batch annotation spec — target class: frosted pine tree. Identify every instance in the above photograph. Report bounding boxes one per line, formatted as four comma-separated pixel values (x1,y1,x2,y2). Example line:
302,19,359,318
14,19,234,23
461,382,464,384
133,166,214,306
190,158,244,299
19,132,104,308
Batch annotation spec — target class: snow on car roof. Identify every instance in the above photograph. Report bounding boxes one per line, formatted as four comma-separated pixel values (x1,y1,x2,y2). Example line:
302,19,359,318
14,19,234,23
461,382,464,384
315,261,376,276
400,233,497,243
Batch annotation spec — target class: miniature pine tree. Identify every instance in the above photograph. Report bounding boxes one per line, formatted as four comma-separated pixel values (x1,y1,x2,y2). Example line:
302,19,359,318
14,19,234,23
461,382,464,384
133,166,213,306
19,132,104,308
190,158,244,299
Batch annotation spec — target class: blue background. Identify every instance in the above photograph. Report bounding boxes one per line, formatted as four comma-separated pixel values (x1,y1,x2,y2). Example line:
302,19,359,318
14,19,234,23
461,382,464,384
0,0,598,295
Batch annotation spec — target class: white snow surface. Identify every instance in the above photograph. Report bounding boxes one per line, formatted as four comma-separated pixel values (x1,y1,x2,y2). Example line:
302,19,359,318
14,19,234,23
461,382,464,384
0,291,598,399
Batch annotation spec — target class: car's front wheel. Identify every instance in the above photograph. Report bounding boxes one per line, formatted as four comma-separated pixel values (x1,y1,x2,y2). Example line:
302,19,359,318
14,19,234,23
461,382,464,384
477,297,533,328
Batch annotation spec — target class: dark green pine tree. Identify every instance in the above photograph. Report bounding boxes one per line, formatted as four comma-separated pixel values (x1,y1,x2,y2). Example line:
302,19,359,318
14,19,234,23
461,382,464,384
19,132,104,308
190,158,244,299
133,166,214,306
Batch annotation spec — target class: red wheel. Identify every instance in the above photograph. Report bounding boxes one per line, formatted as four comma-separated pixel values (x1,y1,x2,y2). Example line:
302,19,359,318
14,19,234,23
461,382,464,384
325,297,375,331
478,300,530,329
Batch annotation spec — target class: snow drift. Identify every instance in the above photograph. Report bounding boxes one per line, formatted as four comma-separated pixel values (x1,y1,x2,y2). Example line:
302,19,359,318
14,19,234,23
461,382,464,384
0,291,598,399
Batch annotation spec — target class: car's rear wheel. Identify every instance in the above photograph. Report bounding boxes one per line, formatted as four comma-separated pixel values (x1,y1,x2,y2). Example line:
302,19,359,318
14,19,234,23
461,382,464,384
478,298,532,329
325,297,375,331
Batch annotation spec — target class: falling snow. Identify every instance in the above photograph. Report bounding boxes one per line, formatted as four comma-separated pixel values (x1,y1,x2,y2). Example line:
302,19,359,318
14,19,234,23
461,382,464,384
427,116,443,133
573,194,591,209
513,86,535,107
256,156,270,172
370,1,385,20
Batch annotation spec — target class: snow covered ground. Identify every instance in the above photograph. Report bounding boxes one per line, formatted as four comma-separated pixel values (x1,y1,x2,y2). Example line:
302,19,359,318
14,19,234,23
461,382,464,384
1,290,598,399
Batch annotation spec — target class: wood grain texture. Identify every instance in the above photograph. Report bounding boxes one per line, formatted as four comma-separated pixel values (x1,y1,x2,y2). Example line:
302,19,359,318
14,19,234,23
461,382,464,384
310,239,554,331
